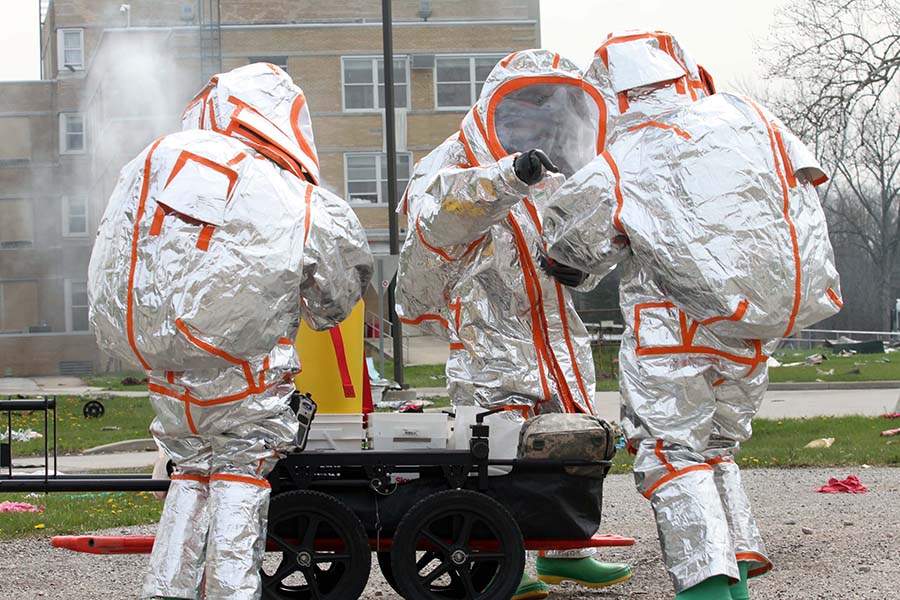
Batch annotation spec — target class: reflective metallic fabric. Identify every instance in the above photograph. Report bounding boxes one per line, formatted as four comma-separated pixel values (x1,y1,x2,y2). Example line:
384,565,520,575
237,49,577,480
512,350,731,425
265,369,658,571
89,64,372,599
543,31,841,592
396,49,606,415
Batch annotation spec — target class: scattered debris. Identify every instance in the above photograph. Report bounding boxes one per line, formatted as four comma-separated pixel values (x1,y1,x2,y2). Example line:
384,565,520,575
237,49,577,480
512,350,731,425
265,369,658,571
0,501,45,513
374,399,434,410
880,428,900,437
1,428,43,442
844,368,862,375
815,475,869,494
836,349,857,357
767,356,782,368
882,413,900,419
804,437,835,449
805,353,827,365
816,368,834,376
802,527,814,535
120,376,148,386
99,426,121,431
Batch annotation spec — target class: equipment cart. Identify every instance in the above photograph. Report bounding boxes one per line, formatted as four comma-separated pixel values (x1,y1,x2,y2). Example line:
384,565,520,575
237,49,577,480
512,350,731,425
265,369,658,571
5,403,634,600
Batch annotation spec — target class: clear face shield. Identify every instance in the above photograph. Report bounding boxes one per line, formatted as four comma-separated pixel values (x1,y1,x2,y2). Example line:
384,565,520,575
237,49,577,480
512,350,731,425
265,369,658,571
493,83,600,177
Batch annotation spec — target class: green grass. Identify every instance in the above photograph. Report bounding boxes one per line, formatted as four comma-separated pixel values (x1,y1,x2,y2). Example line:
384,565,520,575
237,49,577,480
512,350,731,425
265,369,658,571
381,361,448,389
0,491,163,540
607,415,900,474
5,395,155,456
81,370,148,391
769,350,900,383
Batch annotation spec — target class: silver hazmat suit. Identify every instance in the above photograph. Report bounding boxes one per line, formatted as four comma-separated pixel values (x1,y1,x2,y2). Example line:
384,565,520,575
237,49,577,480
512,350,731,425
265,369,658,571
88,63,373,599
396,48,607,417
542,31,842,592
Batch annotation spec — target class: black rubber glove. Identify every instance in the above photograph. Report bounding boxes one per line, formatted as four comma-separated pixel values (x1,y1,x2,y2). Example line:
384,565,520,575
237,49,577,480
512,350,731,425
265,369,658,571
539,256,588,287
513,149,560,185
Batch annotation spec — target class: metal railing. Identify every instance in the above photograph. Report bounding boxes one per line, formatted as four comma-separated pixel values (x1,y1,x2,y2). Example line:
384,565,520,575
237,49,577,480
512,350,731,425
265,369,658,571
364,310,410,376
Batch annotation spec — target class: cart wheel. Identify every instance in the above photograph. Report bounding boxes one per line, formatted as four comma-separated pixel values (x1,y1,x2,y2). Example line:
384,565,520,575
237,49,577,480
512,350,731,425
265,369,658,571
83,400,104,418
261,490,371,600
391,490,524,600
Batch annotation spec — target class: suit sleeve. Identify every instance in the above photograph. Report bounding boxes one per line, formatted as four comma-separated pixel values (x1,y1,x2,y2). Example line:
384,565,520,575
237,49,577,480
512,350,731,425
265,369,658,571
299,188,374,331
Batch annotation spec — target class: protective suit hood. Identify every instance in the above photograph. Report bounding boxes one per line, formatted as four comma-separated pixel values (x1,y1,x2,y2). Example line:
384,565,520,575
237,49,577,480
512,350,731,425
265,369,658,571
585,30,715,135
459,49,608,176
182,62,320,185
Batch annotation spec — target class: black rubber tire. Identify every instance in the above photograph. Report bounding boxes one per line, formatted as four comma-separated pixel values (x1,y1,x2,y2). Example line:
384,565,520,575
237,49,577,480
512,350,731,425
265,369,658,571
261,490,371,600
390,489,525,600
82,400,105,418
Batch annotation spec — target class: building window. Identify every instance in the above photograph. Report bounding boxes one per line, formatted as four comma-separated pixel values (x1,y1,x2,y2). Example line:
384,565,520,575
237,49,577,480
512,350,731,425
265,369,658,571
0,199,34,249
342,57,409,111
435,55,502,109
62,196,88,237
59,113,86,154
0,281,39,334
251,56,288,72
65,280,90,332
57,28,84,71
344,153,412,205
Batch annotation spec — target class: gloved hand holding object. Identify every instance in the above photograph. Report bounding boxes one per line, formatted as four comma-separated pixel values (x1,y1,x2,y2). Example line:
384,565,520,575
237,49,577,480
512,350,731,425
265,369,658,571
514,148,560,185
539,255,588,287
88,63,372,600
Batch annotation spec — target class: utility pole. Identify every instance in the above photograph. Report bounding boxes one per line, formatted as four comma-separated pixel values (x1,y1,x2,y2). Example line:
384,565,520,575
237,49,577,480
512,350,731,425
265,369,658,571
381,0,405,386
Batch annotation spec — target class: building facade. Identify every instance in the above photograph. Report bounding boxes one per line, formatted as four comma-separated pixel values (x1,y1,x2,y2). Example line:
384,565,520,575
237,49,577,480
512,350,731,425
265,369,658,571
0,0,540,375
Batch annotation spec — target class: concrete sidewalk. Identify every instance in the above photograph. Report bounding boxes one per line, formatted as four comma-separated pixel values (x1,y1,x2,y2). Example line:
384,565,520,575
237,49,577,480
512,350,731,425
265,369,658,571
10,450,159,474
0,376,146,397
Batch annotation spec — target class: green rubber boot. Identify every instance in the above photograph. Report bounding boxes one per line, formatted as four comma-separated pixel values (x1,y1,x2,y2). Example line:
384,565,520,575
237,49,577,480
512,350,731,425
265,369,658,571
535,556,632,588
511,574,550,600
674,575,733,600
729,562,750,600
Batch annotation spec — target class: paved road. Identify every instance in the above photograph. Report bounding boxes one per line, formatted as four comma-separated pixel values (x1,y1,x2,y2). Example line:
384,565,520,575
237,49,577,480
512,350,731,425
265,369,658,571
592,388,900,422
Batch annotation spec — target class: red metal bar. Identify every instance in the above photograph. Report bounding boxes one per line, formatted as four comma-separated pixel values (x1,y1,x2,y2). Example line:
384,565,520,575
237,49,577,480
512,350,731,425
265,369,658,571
52,532,635,556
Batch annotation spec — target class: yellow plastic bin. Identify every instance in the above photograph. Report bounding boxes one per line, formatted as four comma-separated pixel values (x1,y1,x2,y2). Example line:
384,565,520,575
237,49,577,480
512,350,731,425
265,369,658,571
294,301,365,414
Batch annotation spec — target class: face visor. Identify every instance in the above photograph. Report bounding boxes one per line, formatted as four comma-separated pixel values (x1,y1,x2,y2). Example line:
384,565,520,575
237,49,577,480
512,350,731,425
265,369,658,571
493,83,601,177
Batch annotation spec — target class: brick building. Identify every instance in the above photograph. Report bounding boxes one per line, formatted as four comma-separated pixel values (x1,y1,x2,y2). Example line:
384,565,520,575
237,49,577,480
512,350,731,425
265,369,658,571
0,0,541,375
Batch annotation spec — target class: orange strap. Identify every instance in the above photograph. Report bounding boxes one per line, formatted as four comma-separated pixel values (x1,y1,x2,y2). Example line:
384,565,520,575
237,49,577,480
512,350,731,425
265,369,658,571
196,224,215,251
329,327,356,398
655,439,676,473
735,552,773,578
149,206,166,236
210,473,271,489
643,464,713,499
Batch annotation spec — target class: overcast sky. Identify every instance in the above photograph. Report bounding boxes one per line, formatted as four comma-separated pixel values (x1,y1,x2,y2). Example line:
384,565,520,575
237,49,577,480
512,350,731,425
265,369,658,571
0,0,790,85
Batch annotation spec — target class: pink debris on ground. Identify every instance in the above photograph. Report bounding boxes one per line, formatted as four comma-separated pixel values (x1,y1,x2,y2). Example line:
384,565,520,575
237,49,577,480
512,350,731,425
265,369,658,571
815,475,869,494
0,501,46,513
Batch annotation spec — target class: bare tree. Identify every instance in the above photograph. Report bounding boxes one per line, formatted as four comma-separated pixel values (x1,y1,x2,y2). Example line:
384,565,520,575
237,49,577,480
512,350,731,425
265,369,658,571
764,0,900,134
763,0,900,331
826,107,900,329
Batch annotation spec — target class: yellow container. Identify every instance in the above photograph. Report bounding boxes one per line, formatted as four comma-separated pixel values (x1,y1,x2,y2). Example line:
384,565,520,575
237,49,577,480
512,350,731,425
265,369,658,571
294,301,365,414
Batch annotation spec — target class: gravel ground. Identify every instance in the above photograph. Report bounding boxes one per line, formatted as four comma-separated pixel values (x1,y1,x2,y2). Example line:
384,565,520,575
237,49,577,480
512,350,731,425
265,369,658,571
2,467,898,599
